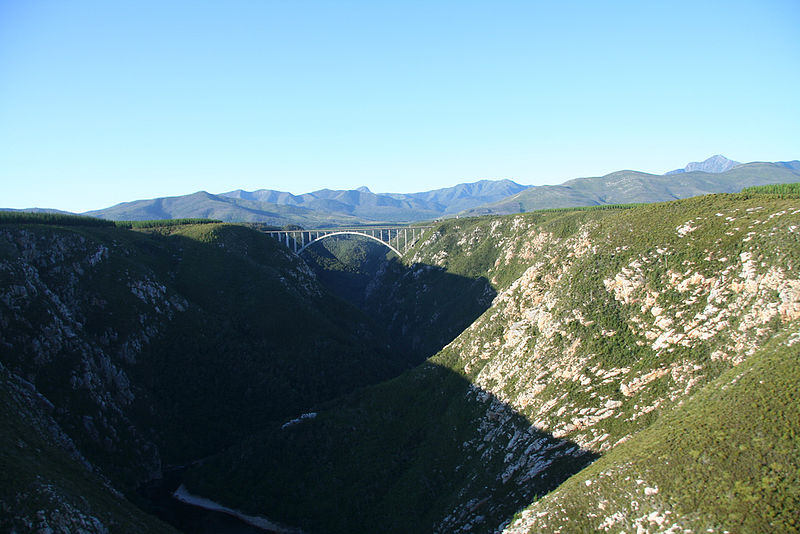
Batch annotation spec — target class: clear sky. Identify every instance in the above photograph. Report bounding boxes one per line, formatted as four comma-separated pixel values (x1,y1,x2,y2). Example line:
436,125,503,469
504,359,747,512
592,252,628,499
1,1,798,212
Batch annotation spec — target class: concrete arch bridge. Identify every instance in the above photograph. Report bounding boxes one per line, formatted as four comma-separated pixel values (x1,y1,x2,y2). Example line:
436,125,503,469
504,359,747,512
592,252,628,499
264,226,433,257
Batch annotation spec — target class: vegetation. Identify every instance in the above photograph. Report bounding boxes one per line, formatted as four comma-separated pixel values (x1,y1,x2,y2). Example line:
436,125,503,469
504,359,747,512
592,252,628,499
507,329,800,532
0,366,177,533
740,181,800,197
526,202,640,214
0,221,411,529
302,235,393,306
114,218,222,229
0,211,115,226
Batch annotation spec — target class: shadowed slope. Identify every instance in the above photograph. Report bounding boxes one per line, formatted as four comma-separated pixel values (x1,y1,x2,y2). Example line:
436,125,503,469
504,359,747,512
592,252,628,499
184,363,598,534
0,222,408,511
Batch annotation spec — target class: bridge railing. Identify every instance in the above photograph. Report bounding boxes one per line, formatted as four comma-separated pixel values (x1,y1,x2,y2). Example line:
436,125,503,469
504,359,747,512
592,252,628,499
263,226,434,256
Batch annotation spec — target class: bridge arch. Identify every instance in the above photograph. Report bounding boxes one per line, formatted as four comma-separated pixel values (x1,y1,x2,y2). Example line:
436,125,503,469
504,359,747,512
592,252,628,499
264,226,432,257
298,230,402,256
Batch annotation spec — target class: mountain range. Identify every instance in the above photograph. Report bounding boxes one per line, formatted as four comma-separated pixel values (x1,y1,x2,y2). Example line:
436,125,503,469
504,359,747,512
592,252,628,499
82,179,528,226
9,156,800,227
462,160,800,216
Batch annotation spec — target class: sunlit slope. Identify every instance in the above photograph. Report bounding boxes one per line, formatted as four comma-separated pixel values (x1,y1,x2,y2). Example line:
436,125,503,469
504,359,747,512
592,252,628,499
186,192,800,532
504,327,800,533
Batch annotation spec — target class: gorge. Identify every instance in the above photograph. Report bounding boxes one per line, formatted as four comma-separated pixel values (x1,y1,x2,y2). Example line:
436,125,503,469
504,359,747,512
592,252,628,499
2,186,799,533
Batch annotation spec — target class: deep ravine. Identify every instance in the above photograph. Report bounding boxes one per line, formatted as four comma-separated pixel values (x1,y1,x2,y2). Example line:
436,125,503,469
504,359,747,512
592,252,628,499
3,191,800,533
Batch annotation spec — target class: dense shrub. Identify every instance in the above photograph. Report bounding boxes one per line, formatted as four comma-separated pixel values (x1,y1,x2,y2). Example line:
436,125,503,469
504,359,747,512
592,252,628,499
0,212,115,227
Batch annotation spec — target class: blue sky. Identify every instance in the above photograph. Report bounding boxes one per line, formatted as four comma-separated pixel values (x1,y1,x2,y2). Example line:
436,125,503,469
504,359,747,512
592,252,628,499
1,1,798,212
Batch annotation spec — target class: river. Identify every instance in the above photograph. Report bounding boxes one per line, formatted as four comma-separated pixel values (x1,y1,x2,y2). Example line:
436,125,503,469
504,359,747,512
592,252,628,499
138,470,280,534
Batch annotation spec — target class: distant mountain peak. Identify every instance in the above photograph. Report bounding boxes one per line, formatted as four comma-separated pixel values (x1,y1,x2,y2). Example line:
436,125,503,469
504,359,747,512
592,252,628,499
666,155,740,175
356,186,371,193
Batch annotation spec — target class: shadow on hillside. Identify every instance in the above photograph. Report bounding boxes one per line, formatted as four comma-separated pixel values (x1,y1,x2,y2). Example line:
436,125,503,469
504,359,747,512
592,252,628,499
1,223,441,490
3,222,575,533
182,361,599,534
300,236,497,366
367,261,497,363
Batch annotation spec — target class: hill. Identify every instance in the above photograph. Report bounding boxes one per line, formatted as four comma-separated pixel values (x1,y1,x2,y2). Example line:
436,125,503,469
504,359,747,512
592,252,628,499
73,159,800,226
10,158,800,225
505,327,800,532
462,161,800,216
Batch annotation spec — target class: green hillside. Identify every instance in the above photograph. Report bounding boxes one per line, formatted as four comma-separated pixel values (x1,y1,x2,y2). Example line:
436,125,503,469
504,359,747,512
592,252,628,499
505,328,800,532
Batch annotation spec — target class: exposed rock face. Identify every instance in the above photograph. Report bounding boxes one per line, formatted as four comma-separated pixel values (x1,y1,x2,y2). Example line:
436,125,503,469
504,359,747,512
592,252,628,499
0,228,168,483
423,200,799,532
666,154,740,174
456,215,799,455
376,196,800,532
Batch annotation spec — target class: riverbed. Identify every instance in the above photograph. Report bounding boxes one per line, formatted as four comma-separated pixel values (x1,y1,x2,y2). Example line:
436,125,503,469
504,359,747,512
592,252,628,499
138,470,280,534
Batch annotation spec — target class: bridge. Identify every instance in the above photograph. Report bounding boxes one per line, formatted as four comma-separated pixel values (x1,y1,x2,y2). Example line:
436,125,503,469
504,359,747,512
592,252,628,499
264,226,433,256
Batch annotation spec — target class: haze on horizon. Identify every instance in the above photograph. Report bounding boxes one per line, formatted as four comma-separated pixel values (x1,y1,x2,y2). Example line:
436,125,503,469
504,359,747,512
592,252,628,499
1,0,798,213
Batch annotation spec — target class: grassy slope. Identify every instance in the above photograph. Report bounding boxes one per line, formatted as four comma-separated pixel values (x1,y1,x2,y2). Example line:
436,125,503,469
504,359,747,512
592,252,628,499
505,327,800,533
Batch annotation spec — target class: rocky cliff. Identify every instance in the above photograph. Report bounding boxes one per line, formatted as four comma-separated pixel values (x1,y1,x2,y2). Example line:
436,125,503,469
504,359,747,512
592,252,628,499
0,221,405,531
